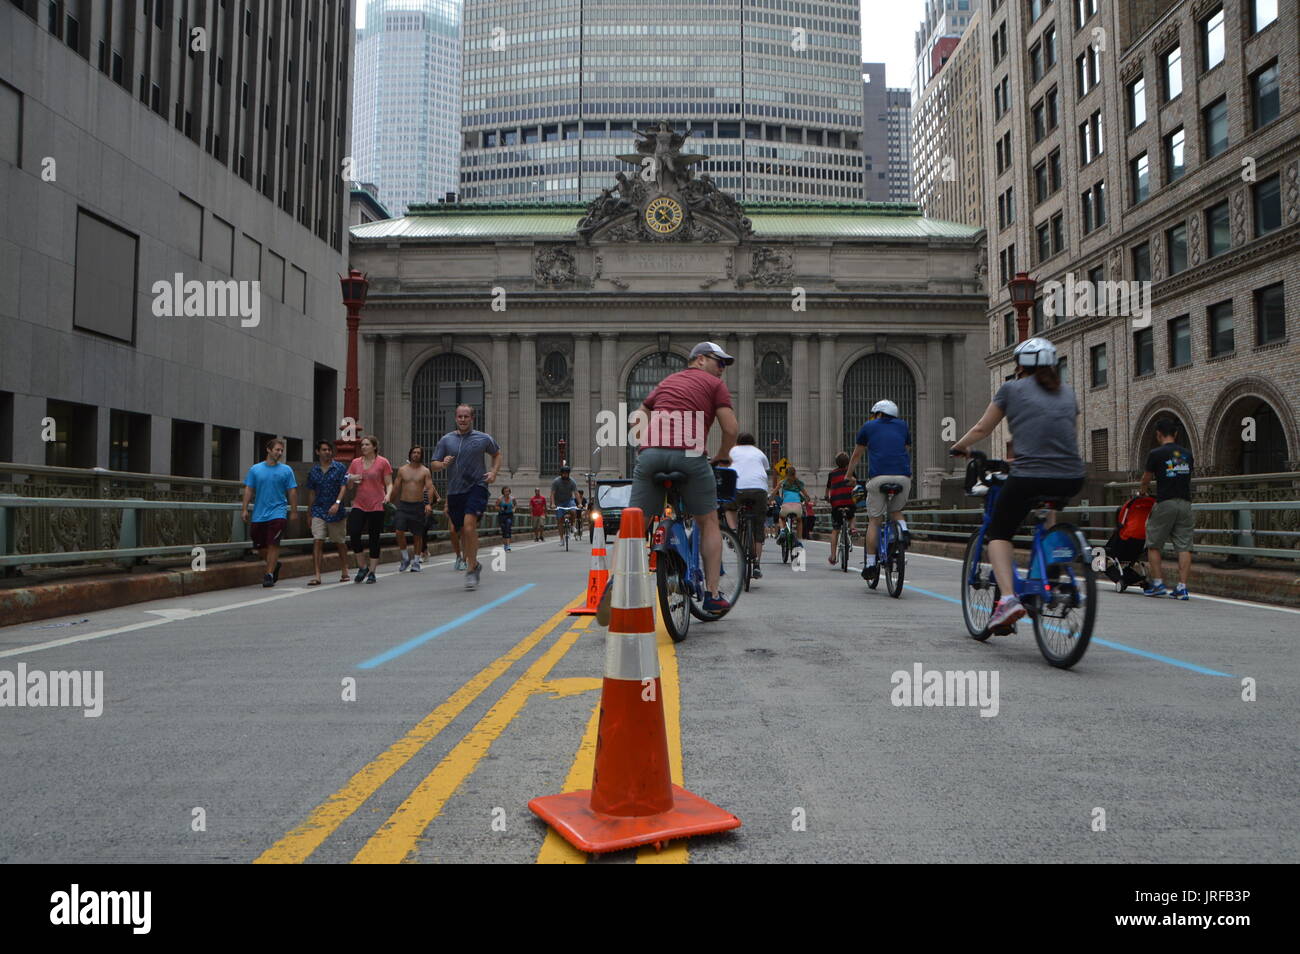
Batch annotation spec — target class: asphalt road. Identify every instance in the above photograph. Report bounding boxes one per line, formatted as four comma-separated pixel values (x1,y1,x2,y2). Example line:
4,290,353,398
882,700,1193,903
1,531,1296,864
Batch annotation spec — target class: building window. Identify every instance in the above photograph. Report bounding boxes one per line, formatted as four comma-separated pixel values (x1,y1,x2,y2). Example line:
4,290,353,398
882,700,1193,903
540,403,569,476
1076,0,1097,29
1091,428,1109,468
1032,101,1047,142
1030,42,1045,84
1076,47,1098,96
1004,312,1016,348
1036,222,1052,262
1131,153,1150,204
1129,76,1146,128
1046,86,1059,130
74,210,138,344
1133,243,1151,282
1081,181,1106,233
1030,0,1051,24
1169,315,1192,367
1209,302,1235,356
1204,97,1229,158
1078,110,1103,165
1044,25,1057,66
1199,203,1230,262
1168,223,1188,274
1201,8,1225,72
1164,46,1183,101
1166,127,1186,182
1049,148,1062,193
1134,328,1154,375
1252,61,1280,129
998,188,1016,229
1255,283,1285,344
1051,213,1065,254
1090,344,1108,387
1035,160,1049,203
1255,174,1282,236
1252,0,1278,33
109,410,151,472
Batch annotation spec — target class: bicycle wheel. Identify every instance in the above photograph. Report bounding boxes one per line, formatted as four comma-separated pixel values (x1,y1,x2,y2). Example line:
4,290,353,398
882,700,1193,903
741,523,753,592
656,552,690,642
780,527,791,564
839,528,850,572
961,529,999,640
1031,524,1096,669
563,520,570,552
885,522,906,597
692,526,742,621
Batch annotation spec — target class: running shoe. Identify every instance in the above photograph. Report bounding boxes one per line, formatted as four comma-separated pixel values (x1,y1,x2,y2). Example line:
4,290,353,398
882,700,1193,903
1171,583,1189,600
365,571,377,584
262,573,274,588
861,563,879,583
752,565,762,579
701,593,731,613
354,565,368,583
454,556,467,571
411,556,423,572
1143,581,1169,597
465,563,481,590
987,596,1026,632
398,552,411,572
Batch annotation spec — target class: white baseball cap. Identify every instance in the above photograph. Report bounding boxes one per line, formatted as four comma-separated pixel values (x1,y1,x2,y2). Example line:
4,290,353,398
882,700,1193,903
689,341,735,366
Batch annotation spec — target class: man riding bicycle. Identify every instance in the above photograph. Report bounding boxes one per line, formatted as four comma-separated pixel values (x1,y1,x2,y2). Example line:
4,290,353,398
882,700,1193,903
845,399,912,584
629,341,739,613
551,465,580,544
724,432,774,579
949,337,1085,632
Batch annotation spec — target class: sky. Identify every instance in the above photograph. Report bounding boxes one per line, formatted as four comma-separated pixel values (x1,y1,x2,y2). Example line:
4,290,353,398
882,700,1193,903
358,0,929,92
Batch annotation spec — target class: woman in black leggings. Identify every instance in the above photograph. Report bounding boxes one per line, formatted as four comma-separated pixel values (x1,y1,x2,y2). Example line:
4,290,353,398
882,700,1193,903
342,437,394,583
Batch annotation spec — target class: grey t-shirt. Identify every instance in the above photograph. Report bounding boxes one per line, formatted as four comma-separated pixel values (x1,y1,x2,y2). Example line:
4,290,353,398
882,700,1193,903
432,429,500,495
993,377,1085,478
551,476,578,506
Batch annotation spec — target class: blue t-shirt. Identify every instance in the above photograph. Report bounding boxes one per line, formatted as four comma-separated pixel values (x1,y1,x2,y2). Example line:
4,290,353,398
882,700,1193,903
245,461,297,522
432,429,501,496
855,417,912,478
306,460,349,521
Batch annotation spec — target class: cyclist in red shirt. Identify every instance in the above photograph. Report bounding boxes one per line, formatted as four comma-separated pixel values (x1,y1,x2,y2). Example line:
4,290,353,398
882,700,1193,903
825,452,857,565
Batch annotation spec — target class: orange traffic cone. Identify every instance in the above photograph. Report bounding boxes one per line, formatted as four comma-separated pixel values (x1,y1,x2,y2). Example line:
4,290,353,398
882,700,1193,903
568,512,609,616
529,507,742,853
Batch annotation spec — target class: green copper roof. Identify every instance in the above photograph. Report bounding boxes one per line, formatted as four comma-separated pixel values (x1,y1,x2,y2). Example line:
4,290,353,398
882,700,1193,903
349,201,982,241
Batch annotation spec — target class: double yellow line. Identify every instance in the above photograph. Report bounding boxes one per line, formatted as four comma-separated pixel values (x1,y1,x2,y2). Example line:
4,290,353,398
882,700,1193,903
256,595,689,864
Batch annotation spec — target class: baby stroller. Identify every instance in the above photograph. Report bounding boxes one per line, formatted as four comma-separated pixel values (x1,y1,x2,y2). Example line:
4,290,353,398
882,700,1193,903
1103,495,1156,592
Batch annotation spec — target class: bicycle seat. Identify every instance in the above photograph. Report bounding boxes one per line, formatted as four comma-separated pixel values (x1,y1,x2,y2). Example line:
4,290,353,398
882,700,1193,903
652,470,688,487
1030,496,1066,510
879,483,904,495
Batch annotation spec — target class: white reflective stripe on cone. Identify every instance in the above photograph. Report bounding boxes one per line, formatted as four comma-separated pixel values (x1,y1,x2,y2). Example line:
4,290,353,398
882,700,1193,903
611,567,655,611
604,631,661,681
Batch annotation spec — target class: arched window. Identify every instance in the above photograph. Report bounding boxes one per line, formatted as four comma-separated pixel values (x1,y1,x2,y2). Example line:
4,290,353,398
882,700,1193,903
842,354,917,474
411,354,486,492
1220,399,1288,475
625,351,686,476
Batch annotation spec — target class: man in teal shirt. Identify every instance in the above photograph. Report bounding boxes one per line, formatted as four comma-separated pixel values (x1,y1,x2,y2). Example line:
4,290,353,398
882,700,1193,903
242,437,298,587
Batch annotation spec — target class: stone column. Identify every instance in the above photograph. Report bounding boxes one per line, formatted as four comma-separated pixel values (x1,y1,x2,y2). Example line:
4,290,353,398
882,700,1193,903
599,332,618,477
518,333,538,479
572,334,592,473
382,335,403,453
922,335,946,497
491,333,509,450
818,332,837,482
791,333,810,471
736,332,756,437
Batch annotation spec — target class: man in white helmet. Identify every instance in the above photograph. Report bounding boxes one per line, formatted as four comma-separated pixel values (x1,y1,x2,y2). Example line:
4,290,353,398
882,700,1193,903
845,398,913,584
950,337,1085,632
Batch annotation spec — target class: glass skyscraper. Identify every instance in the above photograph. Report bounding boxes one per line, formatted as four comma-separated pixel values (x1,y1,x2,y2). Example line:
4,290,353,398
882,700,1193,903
458,0,865,203
353,0,463,216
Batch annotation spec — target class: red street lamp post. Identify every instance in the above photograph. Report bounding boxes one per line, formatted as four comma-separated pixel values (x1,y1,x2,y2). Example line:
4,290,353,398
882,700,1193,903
337,268,369,464
1008,272,1038,343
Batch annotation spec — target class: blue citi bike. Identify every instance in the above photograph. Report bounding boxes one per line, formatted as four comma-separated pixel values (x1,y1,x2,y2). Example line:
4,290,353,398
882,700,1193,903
957,451,1097,669
862,483,907,597
650,466,744,642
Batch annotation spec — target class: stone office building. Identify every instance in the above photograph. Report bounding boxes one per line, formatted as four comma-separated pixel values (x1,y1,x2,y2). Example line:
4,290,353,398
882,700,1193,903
347,126,988,496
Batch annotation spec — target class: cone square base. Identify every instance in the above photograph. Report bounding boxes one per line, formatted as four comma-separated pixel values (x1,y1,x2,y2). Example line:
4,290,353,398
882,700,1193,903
566,607,597,616
529,785,741,854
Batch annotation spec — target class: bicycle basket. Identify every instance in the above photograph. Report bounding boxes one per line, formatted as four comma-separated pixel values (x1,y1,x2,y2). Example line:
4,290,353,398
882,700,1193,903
714,466,738,502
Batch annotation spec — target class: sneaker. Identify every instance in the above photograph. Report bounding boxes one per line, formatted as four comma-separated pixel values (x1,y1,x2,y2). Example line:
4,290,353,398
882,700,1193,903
398,552,411,572
988,596,1026,632
901,530,913,547
1143,581,1169,597
1171,583,1189,600
465,563,481,590
454,556,467,571
272,560,282,583
861,563,879,583
262,573,275,588
504,545,512,551
701,593,731,613
365,571,377,584
411,556,423,572
752,565,763,580
354,565,368,583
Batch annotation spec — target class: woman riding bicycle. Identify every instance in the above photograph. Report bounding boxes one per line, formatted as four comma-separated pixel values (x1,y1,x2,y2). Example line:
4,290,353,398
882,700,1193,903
950,337,1085,632
777,467,809,547
724,433,773,579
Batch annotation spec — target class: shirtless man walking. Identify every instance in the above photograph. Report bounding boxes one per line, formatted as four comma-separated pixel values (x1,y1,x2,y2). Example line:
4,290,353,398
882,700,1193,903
390,445,435,572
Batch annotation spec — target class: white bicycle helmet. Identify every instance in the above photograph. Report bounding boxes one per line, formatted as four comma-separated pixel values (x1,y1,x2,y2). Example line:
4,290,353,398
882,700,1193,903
871,400,900,417
1013,337,1059,367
